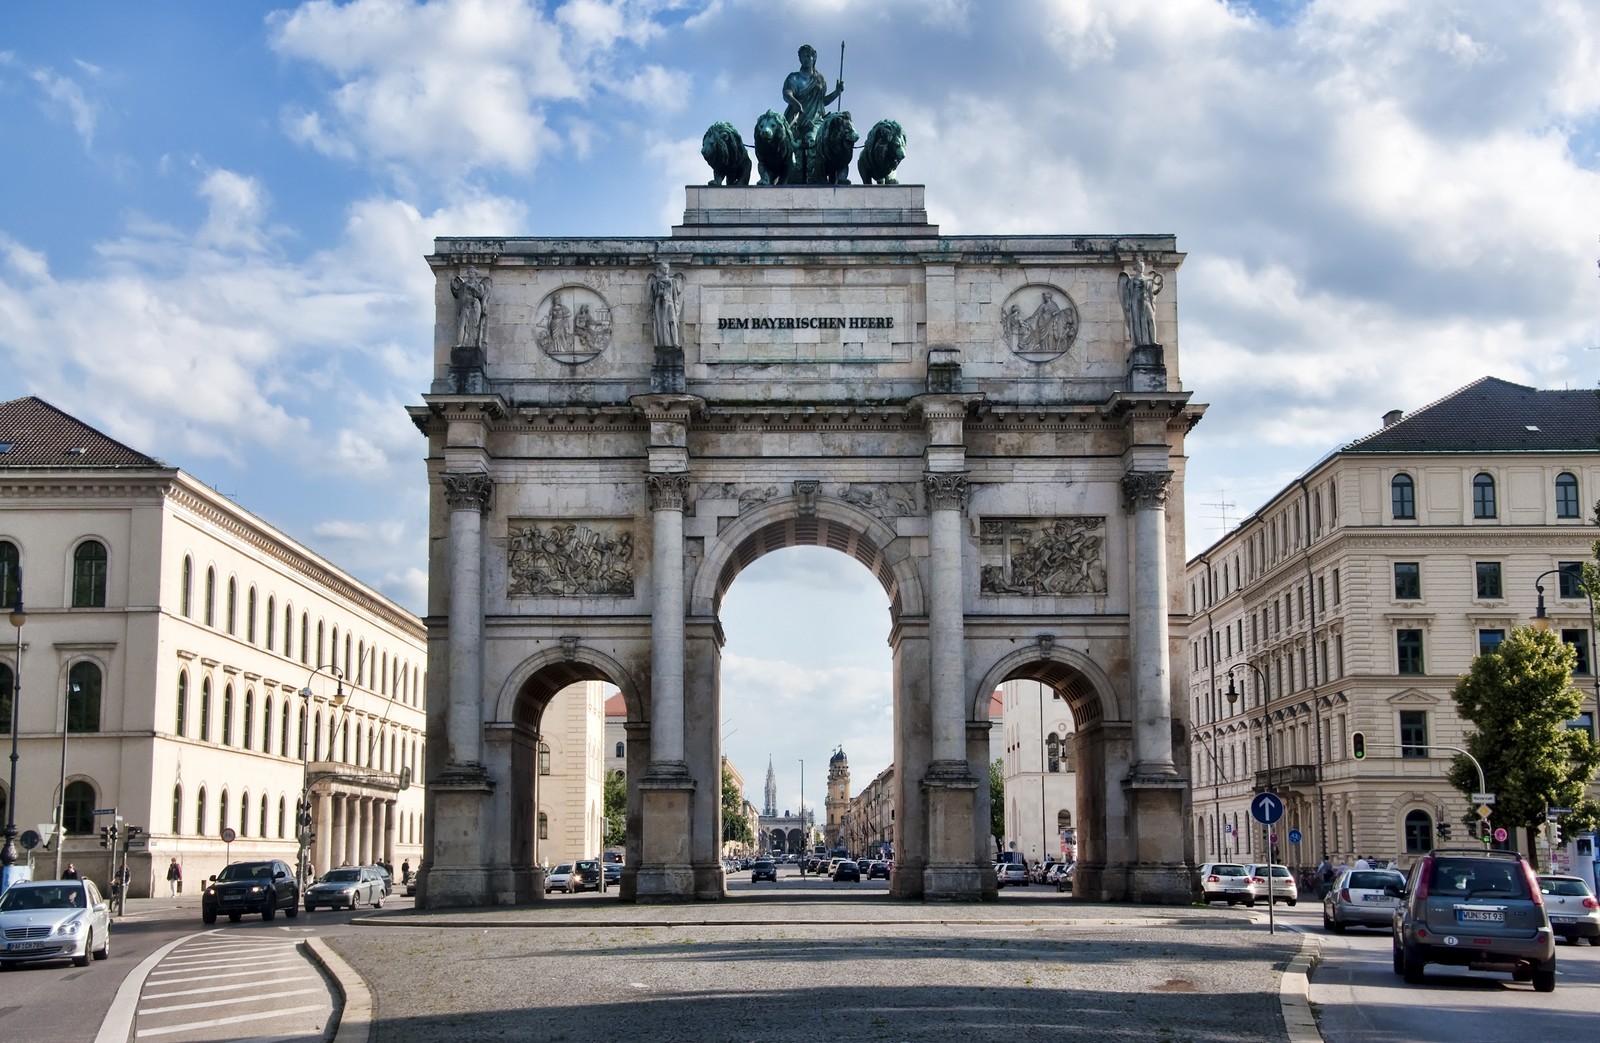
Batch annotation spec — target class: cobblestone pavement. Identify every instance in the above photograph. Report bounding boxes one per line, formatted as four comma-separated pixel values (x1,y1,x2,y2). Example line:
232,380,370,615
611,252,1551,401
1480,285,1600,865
326,899,1303,1042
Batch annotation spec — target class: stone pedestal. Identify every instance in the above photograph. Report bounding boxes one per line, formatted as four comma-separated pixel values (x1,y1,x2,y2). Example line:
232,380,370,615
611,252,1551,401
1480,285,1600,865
921,762,984,900
418,765,495,908
634,769,696,902
1122,771,1190,904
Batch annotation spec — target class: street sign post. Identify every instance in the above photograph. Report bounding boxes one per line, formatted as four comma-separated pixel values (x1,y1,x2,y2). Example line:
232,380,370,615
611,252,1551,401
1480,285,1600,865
1250,792,1285,825
1471,792,1495,805
1494,827,1508,843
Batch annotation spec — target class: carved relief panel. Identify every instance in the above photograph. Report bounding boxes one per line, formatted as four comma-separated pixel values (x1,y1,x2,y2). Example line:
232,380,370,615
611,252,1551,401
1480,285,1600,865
979,517,1107,596
999,284,1080,363
507,521,635,597
535,285,613,365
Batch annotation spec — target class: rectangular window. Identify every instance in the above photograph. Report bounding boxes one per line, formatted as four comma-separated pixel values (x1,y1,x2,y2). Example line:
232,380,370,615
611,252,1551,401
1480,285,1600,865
1336,635,1344,676
1475,562,1503,600
1478,629,1506,656
1562,629,1591,675
1397,629,1424,674
1399,710,1428,757
1318,576,1326,613
1297,586,1305,621
1332,569,1341,605
1559,562,1584,599
1393,562,1421,600
1274,603,1281,634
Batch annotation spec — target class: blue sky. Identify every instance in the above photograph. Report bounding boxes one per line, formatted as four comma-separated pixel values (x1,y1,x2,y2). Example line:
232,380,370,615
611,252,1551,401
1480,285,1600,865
4,0,1598,814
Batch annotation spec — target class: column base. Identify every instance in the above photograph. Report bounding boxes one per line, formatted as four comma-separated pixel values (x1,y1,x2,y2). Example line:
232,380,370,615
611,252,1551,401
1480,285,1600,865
921,762,984,901
1121,770,1189,905
419,764,496,909
633,765,696,903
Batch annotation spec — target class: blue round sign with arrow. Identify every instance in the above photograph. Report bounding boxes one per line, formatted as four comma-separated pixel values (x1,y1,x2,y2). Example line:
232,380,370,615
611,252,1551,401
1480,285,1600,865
1250,792,1285,825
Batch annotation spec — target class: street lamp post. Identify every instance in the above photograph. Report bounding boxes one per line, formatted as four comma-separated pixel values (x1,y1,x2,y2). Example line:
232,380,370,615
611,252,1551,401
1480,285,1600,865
2,583,24,877
1532,567,1600,743
1225,662,1274,854
297,665,348,884
53,679,79,879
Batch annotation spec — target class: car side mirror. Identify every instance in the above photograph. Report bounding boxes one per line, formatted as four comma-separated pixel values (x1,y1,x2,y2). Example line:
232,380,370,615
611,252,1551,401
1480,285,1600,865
275,871,287,879
209,875,217,882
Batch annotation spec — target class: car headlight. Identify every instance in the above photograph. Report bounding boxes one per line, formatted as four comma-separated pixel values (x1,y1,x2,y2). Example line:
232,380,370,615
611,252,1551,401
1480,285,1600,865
204,887,216,898
55,918,83,936
248,886,264,894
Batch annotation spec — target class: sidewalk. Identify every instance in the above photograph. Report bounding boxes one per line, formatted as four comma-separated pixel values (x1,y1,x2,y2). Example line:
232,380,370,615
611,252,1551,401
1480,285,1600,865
324,897,1318,1043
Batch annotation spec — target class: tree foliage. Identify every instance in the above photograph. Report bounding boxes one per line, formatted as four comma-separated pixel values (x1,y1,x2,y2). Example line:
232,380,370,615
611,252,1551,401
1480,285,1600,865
1448,626,1600,865
603,769,626,849
989,758,1005,856
721,763,753,846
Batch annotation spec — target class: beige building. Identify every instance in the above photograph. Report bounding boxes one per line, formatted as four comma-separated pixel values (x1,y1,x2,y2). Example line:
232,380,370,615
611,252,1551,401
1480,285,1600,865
536,680,608,866
999,679,1079,864
0,397,428,896
1186,378,1600,871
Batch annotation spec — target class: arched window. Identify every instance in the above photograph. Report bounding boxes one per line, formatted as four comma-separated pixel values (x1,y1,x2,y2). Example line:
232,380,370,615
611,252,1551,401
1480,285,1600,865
180,555,192,617
539,743,551,775
357,641,366,686
258,793,268,838
281,701,291,757
1390,474,1415,520
204,566,216,625
1404,809,1434,854
175,671,188,737
317,621,325,668
341,723,350,764
284,603,294,659
295,706,304,759
200,678,212,742
72,541,108,607
344,635,352,682
278,796,287,838
242,690,254,750
221,684,234,746
67,661,101,733
300,613,309,663
538,811,549,840
313,711,322,761
226,578,237,634
1473,473,1497,519
262,694,272,753
266,596,276,650
1556,472,1580,519
239,791,250,837
63,779,96,835
615,741,624,759
1045,733,1062,773
247,586,257,643
0,540,19,611
0,663,14,737
172,784,183,834
219,788,230,835
196,786,208,835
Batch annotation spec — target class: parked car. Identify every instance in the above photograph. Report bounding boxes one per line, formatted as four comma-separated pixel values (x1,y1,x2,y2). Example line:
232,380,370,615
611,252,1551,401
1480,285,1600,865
369,865,393,897
1242,864,1298,906
1322,868,1405,931
1055,861,1076,893
604,861,624,887
0,878,111,969
545,864,575,893
997,862,1030,888
1391,847,1556,991
833,860,861,882
203,859,301,923
1537,874,1600,945
867,861,890,880
1194,862,1254,906
751,859,778,882
405,863,425,897
573,859,605,892
303,866,385,912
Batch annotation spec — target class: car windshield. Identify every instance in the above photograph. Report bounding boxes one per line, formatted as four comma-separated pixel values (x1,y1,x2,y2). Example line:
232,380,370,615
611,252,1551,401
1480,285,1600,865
1349,871,1403,890
0,885,84,911
217,863,275,882
553,864,573,874
322,869,360,883
1540,878,1593,897
1428,858,1528,899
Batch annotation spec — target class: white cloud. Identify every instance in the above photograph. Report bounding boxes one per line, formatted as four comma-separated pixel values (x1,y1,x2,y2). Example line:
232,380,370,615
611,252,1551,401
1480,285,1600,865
29,66,98,148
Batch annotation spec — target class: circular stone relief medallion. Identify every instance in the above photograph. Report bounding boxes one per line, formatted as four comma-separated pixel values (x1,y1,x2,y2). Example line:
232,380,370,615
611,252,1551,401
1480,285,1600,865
1000,284,1080,363
536,285,612,365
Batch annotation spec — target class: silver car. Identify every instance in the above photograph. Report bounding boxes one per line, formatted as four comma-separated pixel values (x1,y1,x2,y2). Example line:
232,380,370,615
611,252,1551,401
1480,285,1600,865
1537,874,1600,945
1323,868,1405,931
303,866,385,912
0,878,111,968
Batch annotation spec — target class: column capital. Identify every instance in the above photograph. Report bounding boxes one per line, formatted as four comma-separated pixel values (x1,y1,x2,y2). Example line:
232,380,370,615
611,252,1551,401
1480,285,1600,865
922,471,969,512
647,472,691,511
442,471,494,513
1120,469,1172,513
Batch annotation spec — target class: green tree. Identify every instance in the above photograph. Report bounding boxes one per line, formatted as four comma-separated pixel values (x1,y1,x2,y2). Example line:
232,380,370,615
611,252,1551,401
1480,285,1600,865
1447,626,1600,868
989,758,1006,858
721,763,753,847
603,769,626,850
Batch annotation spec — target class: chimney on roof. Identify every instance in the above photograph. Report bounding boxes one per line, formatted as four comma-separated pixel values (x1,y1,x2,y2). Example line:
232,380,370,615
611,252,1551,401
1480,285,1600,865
1382,409,1404,428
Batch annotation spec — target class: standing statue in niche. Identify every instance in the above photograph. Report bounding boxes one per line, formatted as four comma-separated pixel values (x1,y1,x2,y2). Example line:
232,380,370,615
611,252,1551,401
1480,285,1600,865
451,265,492,348
648,261,686,349
1117,261,1164,348
783,44,843,184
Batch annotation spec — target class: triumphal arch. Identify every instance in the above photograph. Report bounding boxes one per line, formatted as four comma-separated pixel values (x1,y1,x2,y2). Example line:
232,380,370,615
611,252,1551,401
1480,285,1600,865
409,177,1202,905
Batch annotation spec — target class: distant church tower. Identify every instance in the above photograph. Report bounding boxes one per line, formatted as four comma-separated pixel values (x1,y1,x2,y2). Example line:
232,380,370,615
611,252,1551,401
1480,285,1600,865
824,747,850,851
763,757,777,818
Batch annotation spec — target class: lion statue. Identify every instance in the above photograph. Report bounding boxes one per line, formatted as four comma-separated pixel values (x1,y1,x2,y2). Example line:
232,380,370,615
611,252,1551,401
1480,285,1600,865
857,119,906,186
701,121,751,186
813,110,858,185
753,110,795,186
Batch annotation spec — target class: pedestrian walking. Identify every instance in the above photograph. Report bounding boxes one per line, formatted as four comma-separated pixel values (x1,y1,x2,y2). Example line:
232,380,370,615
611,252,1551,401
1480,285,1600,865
63,863,80,880
401,859,411,885
166,857,183,897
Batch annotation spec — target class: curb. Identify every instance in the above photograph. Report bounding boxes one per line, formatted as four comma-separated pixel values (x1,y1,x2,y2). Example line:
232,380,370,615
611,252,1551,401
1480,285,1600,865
1280,933,1322,1043
306,937,374,1043
92,933,199,1043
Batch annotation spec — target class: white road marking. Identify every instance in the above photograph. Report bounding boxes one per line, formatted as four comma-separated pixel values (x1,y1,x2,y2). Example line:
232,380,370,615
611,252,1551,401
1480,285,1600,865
144,974,321,1000
134,1004,326,1038
139,986,325,1016
145,965,303,986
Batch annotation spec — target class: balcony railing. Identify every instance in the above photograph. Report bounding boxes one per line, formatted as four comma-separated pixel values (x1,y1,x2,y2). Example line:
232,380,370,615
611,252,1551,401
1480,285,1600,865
1253,763,1319,792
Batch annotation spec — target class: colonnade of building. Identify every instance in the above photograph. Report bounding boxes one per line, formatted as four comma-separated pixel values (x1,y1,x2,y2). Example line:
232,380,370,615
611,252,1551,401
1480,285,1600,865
311,789,399,874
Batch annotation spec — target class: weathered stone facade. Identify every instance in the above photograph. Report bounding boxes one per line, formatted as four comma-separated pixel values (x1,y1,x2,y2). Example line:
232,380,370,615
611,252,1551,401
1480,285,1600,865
409,186,1202,905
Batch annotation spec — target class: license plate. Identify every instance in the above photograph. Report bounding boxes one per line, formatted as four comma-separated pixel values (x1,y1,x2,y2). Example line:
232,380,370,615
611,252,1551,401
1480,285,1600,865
7,941,50,952
1458,908,1504,923
1361,894,1390,902
1549,915,1575,923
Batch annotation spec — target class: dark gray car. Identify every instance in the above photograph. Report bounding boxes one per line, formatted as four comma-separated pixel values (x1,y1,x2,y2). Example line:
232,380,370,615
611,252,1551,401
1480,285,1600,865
1390,848,1556,991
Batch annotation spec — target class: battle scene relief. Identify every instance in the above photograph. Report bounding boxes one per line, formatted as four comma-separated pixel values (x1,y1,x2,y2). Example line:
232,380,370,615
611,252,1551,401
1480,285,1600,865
979,517,1107,596
508,522,635,597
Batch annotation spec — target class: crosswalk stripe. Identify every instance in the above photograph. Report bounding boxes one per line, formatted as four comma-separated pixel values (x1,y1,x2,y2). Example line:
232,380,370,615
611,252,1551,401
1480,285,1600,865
153,953,301,971
143,975,321,1001
139,986,324,1016
145,967,298,986
134,1004,326,1038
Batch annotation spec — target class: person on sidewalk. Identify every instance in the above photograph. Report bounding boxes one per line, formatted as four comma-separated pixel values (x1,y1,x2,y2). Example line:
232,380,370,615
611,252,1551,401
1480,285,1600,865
166,857,182,897
401,859,411,885
63,863,80,880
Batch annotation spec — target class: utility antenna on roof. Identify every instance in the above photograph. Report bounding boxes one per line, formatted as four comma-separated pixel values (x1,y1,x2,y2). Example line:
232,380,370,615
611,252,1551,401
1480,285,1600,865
1203,489,1236,535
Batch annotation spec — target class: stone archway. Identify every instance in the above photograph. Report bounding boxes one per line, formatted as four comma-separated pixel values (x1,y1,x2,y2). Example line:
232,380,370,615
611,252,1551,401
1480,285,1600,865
411,184,1201,906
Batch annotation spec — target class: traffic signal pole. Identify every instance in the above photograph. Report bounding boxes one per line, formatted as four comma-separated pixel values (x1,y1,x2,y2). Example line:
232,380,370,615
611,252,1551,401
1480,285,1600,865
1351,734,1491,843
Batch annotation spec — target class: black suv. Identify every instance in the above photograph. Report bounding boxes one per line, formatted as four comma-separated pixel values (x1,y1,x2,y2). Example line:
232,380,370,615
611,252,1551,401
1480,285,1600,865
1390,847,1556,991
203,859,301,924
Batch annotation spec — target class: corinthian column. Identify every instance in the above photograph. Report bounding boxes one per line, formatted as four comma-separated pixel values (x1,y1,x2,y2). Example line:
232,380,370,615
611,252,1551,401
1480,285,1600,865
442,471,493,769
1122,469,1176,774
647,472,691,770
924,471,969,764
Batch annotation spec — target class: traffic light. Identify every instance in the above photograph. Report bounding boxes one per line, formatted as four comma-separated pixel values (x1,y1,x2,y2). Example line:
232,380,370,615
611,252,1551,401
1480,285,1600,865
99,827,110,848
297,800,313,831
1552,823,1563,845
1351,732,1366,759
124,825,144,848
1438,821,1452,841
